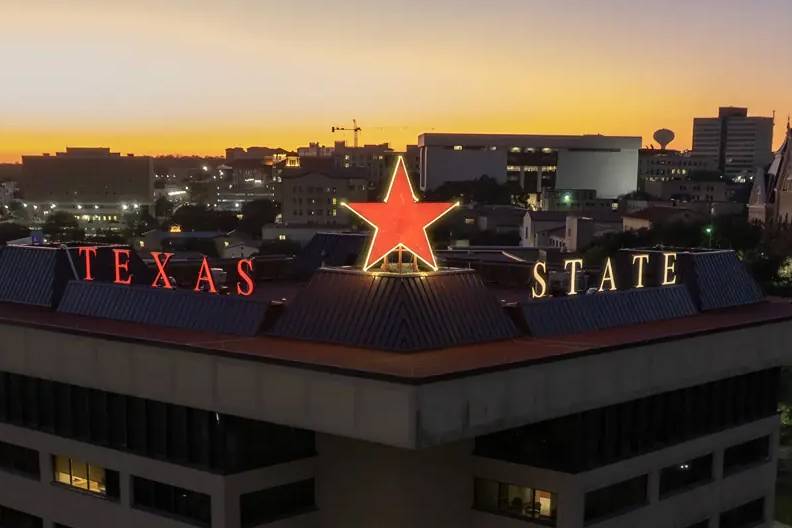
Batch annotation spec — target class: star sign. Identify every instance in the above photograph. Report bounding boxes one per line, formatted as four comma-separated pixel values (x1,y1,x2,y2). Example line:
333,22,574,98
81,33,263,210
341,156,458,271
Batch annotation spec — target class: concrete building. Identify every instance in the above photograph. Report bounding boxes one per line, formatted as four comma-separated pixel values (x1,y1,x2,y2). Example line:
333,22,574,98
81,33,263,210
279,168,368,226
692,107,774,181
417,133,641,199
19,148,153,235
0,245,787,528
644,180,740,203
638,149,717,187
0,181,17,207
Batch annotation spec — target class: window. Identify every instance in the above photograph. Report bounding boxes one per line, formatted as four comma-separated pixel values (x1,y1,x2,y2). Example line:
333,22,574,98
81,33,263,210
659,454,712,497
0,371,315,475
53,455,119,498
132,476,211,527
0,504,42,528
240,479,315,527
0,440,39,478
719,497,764,528
475,368,779,473
473,478,557,524
724,436,770,475
584,474,647,524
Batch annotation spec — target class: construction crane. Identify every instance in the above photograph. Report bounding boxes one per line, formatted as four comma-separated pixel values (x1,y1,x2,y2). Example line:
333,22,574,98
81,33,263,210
331,119,362,148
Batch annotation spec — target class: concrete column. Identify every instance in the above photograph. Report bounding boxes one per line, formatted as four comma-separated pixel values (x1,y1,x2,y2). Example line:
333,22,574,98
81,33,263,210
647,470,660,504
120,471,131,509
713,449,724,481
39,452,54,527
557,481,585,528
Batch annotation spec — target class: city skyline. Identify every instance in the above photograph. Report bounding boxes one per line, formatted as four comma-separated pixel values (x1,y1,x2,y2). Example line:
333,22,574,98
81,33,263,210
1,0,790,163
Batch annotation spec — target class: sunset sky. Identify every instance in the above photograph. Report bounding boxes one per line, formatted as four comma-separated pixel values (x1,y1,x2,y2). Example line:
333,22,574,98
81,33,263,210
0,0,790,163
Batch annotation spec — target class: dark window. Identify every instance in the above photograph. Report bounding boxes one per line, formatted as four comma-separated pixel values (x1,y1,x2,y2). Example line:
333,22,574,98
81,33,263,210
132,476,211,527
240,479,315,527
683,521,709,528
659,454,713,497
584,474,647,524
475,369,779,473
0,440,39,479
724,436,770,475
473,478,557,525
719,497,764,528
0,504,42,528
0,370,315,475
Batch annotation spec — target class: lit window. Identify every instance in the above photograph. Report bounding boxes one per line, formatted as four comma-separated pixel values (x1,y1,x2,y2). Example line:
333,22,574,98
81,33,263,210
465,218,475,225
542,147,553,153
53,455,118,498
474,478,557,524
453,145,463,151
278,234,286,241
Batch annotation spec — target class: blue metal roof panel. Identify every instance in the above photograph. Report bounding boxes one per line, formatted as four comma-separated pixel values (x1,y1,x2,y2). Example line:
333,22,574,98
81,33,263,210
0,246,74,307
520,284,698,337
57,281,271,336
688,251,763,311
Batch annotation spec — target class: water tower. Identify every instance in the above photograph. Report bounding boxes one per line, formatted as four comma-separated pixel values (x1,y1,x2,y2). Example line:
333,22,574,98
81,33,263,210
653,128,675,150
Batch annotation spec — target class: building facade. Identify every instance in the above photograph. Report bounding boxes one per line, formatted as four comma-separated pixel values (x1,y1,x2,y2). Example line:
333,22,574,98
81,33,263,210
279,169,368,226
749,127,792,224
692,107,774,181
417,133,641,199
638,149,717,187
19,148,153,235
0,245,788,528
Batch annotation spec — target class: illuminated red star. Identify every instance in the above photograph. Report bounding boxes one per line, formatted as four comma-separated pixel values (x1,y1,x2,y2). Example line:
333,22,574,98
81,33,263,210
342,157,458,271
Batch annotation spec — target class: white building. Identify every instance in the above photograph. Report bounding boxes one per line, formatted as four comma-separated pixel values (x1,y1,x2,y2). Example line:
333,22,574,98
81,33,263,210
418,133,641,198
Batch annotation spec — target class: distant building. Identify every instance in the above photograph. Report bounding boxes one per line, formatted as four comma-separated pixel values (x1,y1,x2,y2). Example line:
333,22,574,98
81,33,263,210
539,189,616,212
279,168,369,226
749,126,792,224
692,107,774,181
418,133,640,199
19,147,153,234
622,206,706,231
638,149,717,186
521,210,622,249
644,180,740,203
0,181,17,207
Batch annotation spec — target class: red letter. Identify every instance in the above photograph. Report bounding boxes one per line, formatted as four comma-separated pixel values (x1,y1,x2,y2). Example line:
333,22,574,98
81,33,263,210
150,252,174,289
112,248,133,285
78,246,97,281
194,257,217,294
236,258,255,296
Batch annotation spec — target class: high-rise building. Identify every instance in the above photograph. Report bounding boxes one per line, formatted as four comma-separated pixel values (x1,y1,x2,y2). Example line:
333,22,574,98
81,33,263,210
0,245,787,528
418,133,641,199
692,107,774,181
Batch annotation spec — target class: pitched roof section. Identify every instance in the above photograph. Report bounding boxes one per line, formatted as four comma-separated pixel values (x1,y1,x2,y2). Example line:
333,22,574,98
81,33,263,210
57,281,271,336
0,246,73,307
269,268,518,352
684,251,763,311
293,233,366,277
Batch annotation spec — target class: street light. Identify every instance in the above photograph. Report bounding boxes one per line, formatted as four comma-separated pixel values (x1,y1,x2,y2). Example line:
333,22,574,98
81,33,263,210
705,226,713,248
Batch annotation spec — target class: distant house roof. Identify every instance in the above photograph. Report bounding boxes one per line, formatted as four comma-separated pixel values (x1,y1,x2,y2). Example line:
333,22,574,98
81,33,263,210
623,206,703,224
281,167,369,181
525,210,622,223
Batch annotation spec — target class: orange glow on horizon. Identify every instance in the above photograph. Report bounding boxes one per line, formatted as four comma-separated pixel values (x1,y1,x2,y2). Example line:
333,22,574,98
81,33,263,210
0,1,789,163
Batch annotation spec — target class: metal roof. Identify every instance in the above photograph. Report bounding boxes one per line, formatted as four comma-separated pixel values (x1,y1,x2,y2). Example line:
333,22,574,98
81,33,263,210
57,281,271,336
0,246,74,307
519,285,697,337
686,251,763,311
270,267,518,352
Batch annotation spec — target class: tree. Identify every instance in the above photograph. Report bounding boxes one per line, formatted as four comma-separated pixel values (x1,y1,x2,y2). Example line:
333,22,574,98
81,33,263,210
43,211,84,241
169,205,239,232
154,197,174,218
122,210,157,237
237,199,280,237
0,223,29,245
7,201,29,221
426,176,514,205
